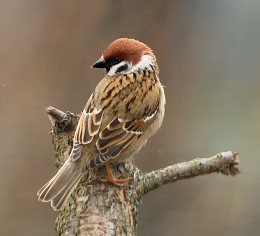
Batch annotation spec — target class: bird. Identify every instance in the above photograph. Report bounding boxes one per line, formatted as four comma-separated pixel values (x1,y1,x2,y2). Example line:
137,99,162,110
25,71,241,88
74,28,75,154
37,38,166,211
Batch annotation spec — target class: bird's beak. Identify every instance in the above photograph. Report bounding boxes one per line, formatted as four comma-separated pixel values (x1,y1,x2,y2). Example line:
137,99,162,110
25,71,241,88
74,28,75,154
92,58,108,68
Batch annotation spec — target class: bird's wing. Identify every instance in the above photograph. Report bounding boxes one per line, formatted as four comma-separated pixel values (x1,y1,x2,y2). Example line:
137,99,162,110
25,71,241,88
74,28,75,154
70,93,103,161
88,99,160,168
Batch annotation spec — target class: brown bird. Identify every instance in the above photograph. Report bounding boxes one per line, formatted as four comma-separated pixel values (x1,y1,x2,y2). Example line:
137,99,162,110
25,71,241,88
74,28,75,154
37,38,166,211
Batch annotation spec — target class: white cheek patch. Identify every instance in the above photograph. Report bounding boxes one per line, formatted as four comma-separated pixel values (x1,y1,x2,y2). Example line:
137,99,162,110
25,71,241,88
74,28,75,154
128,55,154,74
107,61,131,76
107,55,154,77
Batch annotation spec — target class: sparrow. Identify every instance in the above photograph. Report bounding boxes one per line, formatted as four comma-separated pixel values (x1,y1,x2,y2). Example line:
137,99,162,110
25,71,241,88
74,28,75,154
37,38,166,211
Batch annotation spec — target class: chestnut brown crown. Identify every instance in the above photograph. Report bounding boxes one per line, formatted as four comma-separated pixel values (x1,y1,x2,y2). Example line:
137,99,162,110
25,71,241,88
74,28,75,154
103,38,155,65
92,38,156,75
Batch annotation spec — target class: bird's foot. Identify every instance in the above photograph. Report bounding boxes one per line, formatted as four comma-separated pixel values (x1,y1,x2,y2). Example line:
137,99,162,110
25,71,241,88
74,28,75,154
98,163,131,186
98,175,131,186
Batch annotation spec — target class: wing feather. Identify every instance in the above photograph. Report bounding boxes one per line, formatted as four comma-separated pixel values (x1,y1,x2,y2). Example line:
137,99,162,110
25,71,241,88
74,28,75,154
70,93,103,161
69,75,160,166
89,102,159,167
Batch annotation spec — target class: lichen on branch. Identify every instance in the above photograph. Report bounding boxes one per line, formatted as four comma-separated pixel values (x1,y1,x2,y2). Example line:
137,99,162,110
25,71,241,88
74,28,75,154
137,151,239,197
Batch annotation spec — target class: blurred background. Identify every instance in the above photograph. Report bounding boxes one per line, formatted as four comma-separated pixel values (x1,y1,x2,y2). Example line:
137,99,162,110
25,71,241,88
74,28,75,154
0,0,259,235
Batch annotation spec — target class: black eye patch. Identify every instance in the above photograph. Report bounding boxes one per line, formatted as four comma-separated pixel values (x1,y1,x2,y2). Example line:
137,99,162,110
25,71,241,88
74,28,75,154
105,57,121,73
107,57,121,66
115,64,128,73
112,57,121,65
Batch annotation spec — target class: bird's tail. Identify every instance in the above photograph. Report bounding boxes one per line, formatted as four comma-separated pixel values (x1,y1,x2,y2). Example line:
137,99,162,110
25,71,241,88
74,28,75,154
37,159,82,211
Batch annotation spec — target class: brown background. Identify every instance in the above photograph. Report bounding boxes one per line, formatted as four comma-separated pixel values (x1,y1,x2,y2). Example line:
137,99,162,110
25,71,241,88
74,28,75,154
1,1,259,235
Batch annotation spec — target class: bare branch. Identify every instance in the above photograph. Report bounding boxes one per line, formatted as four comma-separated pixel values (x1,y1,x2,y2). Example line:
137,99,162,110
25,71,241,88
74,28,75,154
46,106,68,125
46,106,78,134
137,151,240,196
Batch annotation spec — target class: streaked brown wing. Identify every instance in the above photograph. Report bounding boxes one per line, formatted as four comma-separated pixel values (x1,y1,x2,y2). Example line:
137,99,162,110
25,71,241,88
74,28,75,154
88,104,159,168
74,109,103,145
70,93,103,161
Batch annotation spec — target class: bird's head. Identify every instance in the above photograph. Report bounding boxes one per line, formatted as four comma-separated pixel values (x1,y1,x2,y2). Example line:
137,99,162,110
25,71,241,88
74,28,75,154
92,38,156,76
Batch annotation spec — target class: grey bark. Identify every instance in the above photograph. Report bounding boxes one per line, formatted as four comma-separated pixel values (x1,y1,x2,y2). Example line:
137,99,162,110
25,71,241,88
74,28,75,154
46,106,240,236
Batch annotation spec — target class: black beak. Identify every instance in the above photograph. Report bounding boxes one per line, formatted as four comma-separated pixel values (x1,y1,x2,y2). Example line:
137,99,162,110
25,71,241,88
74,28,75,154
92,58,108,69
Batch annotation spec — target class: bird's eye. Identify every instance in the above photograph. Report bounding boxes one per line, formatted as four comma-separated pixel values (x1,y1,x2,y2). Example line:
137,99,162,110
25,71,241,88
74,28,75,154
112,57,121,65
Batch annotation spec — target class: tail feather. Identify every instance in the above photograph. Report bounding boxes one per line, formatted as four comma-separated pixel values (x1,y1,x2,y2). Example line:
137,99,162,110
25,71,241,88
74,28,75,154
37,175,56,198
37,159,82,210
51,174,82,211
